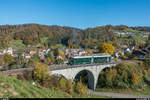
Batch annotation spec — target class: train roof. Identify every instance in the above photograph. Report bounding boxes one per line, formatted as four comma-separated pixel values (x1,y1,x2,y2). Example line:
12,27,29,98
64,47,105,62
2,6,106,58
71,53,111,59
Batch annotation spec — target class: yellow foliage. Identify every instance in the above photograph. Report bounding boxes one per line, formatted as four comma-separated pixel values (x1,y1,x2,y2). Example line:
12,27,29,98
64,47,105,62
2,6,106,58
66,80,74,94
59,77,67,91
58,50,64,56
33,62,50,82
99,43,115,55
75,79,87,95
2,53,14,64
45,57,51,65
88,49,93,54
131,72,140,86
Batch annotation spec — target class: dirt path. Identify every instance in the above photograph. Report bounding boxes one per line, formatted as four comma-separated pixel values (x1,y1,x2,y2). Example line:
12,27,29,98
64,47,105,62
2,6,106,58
87,89,150,98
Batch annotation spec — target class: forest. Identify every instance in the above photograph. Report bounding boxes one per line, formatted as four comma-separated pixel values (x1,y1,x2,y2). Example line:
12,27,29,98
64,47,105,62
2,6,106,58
0,24,150,50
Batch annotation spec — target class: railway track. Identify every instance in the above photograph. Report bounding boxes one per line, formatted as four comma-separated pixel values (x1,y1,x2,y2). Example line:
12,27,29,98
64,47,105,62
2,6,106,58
0,60,139,75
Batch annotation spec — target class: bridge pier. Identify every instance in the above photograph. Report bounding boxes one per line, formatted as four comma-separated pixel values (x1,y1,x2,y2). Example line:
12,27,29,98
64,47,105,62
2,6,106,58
93,73,99,90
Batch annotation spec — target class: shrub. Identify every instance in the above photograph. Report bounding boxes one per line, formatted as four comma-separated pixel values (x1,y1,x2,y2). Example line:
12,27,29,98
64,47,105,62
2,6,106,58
23,70,34,81
59,77,67,91
37,75,60,89
66,80,74,94
131,73,140,86
117,81,129,88
17,74,25,80
17,70,33,81
49,75,60,88
143,70,149,82
2,53,15,70
75,79,87,95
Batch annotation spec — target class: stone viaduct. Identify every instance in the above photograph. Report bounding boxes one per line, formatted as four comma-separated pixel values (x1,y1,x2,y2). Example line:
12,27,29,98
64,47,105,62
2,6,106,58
51,62,117,90
0,61,119,90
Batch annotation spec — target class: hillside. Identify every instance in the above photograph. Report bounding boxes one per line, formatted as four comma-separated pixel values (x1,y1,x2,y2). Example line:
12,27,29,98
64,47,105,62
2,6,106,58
0,24,150,50
0,74,72,98
0,74,107,98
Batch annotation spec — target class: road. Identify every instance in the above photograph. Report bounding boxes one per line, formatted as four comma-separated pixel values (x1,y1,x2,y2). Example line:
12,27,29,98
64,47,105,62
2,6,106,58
87,89,150,98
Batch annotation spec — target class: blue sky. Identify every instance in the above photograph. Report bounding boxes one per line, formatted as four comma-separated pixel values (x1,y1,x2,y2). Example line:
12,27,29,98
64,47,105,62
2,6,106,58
0,0,150,29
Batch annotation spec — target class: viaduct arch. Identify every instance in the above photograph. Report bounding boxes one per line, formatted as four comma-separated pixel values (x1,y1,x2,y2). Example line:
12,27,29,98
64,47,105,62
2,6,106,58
51,63,116,90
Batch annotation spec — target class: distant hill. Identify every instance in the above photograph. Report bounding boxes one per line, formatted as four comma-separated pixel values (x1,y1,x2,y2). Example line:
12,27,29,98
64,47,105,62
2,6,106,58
0,24,150,50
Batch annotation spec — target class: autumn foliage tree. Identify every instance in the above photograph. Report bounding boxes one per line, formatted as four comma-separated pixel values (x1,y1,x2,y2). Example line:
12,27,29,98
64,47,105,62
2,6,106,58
88,49,93,54
33,62,50,84
2,53,14,70
97,62,146,89
58,50,64,56
99,43,115,55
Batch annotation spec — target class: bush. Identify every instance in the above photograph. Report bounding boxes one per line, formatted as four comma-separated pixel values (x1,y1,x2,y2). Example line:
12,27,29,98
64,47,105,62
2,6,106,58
66,80,74,94
17,74,25,80
131,73,141,87
17,70,33,81
49,75,60,88
143,70,149,82
23,70,34,81
75,79,87,95
59,77,67,91
41,76,59,89
117,82,129,88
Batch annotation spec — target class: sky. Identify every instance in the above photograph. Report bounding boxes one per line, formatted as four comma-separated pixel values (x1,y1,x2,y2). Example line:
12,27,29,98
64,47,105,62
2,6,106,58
0,0,150,29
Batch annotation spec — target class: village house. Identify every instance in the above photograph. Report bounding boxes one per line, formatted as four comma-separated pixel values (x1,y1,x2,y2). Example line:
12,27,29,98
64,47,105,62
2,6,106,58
23,50,31,59
124,48,131,53
78,50,87,56
30,50,37,56
38,50,45,57
113,49,124,58
114,31,137,35
65,48,89,56
92,49,99,54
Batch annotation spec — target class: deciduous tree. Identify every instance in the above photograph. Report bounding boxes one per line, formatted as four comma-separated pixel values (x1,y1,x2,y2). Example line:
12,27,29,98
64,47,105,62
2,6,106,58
99,43,115,55
2,53,14,70
33,62,50,84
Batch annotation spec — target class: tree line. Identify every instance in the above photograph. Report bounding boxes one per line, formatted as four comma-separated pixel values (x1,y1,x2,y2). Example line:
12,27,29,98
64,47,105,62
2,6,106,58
0,24,149,50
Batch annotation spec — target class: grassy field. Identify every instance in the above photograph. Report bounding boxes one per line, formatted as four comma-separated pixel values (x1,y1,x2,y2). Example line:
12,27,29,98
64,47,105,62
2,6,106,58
96,87,150,95
0,74,108,98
